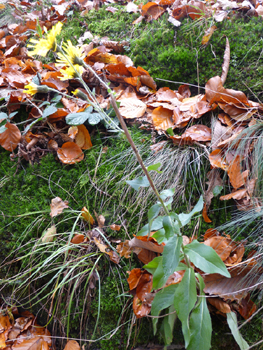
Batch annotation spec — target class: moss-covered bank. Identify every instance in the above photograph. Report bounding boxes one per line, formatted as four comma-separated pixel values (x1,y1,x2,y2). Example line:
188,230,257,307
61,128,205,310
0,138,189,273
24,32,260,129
61,8,263,99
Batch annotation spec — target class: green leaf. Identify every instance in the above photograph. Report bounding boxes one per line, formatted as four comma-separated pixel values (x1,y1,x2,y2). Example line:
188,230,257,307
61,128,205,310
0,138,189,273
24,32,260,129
184,240,231,277
166,127,174,136
152,258,167,290
144,256,167,290
0,125,7,133
226,312,249,350
174,267,197,347
188,297,212,350
137,216,164,236
9,111,18,119
148,203,162,223
162,235,182,285
42,105,57,118
144,256,162,275
0,112,8,120
32,75,41,85
51,94,62,103
38,101,50,108
213,185,223,196
88,112,102,125
126,176,150,191
147,162,162,173
163,216,180,239
163,305,176,345
66,112,90,125
151,284,178,334
66,106,93,125
152,228,166,244
178,196,203,227
148,203,162,233
160,188,175,200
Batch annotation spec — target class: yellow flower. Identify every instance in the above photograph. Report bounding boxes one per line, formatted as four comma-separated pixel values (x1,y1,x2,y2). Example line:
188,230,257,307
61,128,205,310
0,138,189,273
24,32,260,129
28,22,63,57
72,89,89,101
23,82,49,95
59,65,84,80
56,40,85,66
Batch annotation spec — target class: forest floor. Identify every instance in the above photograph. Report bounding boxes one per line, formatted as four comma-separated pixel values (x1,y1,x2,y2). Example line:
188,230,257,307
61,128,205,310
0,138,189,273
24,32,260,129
1,0,263,349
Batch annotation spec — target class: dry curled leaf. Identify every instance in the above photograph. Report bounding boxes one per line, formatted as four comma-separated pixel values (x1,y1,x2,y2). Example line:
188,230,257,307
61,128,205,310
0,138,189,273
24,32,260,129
42,225,56,243
57,142,84,164
109,224,121,231
81,207,95,225
50,197,69,218
0,122,21,151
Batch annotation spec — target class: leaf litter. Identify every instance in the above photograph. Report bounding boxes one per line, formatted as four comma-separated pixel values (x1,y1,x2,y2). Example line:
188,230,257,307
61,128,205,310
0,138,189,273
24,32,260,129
0,0,263,346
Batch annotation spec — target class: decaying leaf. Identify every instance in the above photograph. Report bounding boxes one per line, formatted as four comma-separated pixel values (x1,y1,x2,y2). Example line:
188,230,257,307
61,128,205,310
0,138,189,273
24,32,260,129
0,122,21,151
64,340,81,350
119,98,146,119
109,224,121,231
81,207,95,225
201,25,217,45
93,237,120,264
50,197,69,218
57,142,84,164
42,225,56,243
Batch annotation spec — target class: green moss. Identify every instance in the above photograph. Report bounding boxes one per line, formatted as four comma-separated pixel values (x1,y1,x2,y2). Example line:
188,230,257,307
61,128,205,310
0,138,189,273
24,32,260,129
59,6,263,100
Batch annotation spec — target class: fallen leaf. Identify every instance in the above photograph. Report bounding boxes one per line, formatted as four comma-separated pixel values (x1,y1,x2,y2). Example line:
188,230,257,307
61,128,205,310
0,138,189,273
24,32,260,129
109,224,121,231
151,106,174,131
57,142,84,164
64,340,81,350
0,122,21,151
81,207,95,225
119,98,146,119
42,225,56,243
50,197,69,218
201,25,217,45
207,297,231,313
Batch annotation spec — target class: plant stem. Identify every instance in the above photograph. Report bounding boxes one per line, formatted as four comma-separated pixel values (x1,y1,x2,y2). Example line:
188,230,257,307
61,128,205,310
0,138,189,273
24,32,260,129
109,94,170,216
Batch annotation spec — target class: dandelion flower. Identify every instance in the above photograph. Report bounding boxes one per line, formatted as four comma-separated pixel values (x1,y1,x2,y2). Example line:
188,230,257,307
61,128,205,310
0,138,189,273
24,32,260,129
28,22,63,57
23,82,50,95
72,89,89,101
59,65,84,81
56,40,85,67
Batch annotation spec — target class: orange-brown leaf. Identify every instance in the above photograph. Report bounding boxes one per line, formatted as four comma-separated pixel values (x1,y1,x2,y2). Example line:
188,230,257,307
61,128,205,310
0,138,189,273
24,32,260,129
204,236,232,261
75,124,92,150
0,122,21,151
81,207,94,225
64,340,81,350
127,268,142,290
207,297,231,313
151,106,174,131
57,142,84,164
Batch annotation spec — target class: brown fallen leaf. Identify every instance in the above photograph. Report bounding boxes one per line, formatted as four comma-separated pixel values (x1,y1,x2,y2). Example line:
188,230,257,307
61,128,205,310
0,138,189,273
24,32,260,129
93,237,120,264
81,207,95,225
207,297,231,313
109,224,121,231
75,124,92,150
64,340,81,350
201,25,217,46
50,197,69,218
0,122,21,151
57,142,84,164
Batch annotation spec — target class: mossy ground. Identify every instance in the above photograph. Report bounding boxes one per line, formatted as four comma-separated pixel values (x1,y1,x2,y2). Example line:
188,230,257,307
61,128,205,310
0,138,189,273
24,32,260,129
61,8,263,99
1,5,263,350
